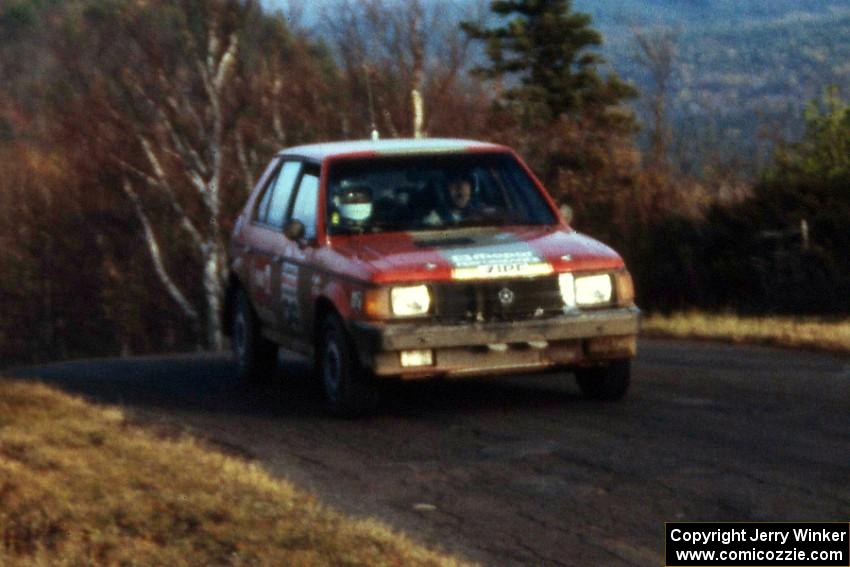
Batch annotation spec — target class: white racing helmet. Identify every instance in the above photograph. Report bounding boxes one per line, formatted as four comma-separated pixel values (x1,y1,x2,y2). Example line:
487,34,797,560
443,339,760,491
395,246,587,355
337,185,373,222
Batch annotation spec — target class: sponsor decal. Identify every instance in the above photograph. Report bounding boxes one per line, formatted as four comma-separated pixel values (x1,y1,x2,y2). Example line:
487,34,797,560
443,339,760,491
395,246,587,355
450,249,538,268
280,262,300,327
446,243,552,280
253,264,272,295
310,273,322,294
280,263,299,298
452,263,553,279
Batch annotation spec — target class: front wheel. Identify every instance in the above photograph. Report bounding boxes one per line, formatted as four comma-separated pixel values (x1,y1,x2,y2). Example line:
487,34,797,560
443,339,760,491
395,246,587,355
318,314,379,416
232,290,278,384
575,359,630,400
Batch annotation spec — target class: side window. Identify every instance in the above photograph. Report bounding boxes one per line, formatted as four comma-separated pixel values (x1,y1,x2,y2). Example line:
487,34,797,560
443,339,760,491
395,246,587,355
290,166,320,240
265,161,302,228
254,160,281,223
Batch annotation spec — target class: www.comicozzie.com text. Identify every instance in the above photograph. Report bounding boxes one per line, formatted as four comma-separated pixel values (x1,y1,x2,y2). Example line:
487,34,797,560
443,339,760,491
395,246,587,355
670,527,847,546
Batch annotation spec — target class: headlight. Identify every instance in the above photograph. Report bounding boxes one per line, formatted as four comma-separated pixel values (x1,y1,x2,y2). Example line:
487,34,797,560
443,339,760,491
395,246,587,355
390,285,430,316
559,272,615,308
575,274,613,306
558,273,576,308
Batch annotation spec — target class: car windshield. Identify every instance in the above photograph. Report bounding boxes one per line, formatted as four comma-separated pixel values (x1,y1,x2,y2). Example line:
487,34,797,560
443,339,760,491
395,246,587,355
326,152,557,234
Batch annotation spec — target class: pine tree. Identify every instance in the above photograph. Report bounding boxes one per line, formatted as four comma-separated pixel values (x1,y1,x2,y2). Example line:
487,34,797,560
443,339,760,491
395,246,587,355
461,0,640,245
771,87,850,183
462,0,635,124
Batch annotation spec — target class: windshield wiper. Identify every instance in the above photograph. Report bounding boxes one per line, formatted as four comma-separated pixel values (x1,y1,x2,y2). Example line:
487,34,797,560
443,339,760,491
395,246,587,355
454,216,512,228
368,221,410,232
330,224,367,236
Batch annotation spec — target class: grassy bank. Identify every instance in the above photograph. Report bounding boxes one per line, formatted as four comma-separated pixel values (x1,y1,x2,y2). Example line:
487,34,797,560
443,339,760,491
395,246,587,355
0,379,469,567
641,312,850,353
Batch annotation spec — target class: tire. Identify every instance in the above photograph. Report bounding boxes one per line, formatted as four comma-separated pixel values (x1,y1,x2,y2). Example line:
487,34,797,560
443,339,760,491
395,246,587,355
232,289,278,384
317,314,379,416
575,359,630,400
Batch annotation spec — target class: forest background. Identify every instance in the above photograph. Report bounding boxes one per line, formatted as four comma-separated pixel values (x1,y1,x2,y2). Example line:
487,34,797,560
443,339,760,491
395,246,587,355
1,0,848,362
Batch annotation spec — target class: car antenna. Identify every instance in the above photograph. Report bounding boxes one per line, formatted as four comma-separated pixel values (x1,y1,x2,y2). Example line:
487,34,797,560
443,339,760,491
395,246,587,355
363,63,380,141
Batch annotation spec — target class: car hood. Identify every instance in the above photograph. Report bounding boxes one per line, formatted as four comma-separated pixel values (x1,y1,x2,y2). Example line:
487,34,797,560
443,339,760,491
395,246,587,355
330,226,625,284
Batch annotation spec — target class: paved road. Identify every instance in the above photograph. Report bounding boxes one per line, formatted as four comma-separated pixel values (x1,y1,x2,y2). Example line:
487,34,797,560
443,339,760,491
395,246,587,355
8,339,850,566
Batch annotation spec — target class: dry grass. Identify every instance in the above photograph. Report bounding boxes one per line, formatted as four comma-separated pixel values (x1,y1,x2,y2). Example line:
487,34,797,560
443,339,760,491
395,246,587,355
0,379,472,567
641,312,850,353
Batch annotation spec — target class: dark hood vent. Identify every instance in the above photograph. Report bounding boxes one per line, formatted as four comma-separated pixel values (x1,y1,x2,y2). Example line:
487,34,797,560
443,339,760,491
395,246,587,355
414,237,475,248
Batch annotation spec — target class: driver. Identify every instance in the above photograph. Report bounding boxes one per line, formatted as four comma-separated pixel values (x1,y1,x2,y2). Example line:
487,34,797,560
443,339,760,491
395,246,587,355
422,172,477,226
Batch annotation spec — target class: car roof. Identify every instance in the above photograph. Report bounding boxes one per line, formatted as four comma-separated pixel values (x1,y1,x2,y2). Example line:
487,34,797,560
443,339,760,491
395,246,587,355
276,138,508,161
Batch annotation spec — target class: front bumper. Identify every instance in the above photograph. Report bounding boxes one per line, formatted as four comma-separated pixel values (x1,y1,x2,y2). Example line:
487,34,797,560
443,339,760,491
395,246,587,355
350,307,640,378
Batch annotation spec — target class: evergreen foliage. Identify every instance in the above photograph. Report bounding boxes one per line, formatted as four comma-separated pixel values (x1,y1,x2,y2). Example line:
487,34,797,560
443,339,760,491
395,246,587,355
636,90,850,314
462,0,642,258
769,88,850,184
462,0,636,123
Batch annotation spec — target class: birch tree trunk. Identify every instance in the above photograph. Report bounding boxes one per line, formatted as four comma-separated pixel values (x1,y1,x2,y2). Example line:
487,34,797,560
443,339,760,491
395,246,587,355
108,1,242,350
202,245,224,348
409,1,426,139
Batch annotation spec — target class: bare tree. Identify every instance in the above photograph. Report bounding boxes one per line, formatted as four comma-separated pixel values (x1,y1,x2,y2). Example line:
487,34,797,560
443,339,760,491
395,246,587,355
231,6,342,188
321,0,483,138
99,0,248,349
634,26,679,169
407,1,426,138
11,0,342,357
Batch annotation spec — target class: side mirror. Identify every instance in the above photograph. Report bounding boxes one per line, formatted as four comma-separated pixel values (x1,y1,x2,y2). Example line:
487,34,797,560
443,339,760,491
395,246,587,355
283,218,305,241
559,204,573,225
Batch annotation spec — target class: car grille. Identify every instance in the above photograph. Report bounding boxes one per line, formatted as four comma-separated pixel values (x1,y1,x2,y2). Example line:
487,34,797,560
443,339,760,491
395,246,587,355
431,276,564,322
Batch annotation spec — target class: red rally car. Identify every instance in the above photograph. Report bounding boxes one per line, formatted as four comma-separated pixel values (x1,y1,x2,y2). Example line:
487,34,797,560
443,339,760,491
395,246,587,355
224,138,640,415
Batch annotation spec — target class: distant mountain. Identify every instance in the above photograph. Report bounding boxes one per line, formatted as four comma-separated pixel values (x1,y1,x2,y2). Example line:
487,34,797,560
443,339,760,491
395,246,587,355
262,0,850,175
574,0,850,174
574,0,846,33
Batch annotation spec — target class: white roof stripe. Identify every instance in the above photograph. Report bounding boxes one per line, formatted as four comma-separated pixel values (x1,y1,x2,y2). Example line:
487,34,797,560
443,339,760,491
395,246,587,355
276,138,505,160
